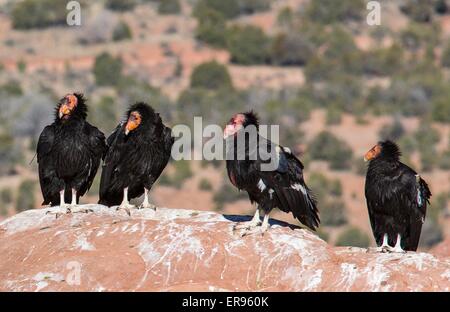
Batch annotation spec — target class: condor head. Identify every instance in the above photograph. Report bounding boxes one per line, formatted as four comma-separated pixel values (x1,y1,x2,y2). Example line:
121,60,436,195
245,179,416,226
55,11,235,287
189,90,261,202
124,102,160,136
57,93,87,121
224,111,259,139
364,140,401,162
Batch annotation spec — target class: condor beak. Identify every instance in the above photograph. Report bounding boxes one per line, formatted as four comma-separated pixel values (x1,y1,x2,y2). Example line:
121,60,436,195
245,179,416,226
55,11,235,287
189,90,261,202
59,104,71,119
125,120,139,136
364,149,377,162
224,124,235,139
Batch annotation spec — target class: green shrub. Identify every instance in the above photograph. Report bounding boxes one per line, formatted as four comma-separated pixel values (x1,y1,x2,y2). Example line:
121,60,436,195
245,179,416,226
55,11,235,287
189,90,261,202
226,25,270,65
429,193,448,222
194,0,240,19
336,227,370,248
419,219,444,248
11,0,67,29
439,149,450,170
190,61,233,90
325,105,342,125
198,178,213,191
113,21,132,42
321,200,347,227
105,0,137,11
400,0,433,23
0,133,19,175
270,33,313,66
308,173,347,226
0,188,12,205
306,0,365,24
316,228,329,242
379,117,405,141
0,80,23,96
362,45,405,76
0,204,7,216
435,0,448,14
16,180,36,212
442,43,450,67
88,96,118,134
157,174,172,186
213,183,247,210
304,27,363,81
308,131,353,170
415,123,440,147
171,160,193,188
158,0,181,14
415,123,440,172
17,60,26,73
238,0,271,14
195,8,227,48
116,76,173,117
400,23,437,52
432,97,450,123
277,7,294,28
93,53,123,86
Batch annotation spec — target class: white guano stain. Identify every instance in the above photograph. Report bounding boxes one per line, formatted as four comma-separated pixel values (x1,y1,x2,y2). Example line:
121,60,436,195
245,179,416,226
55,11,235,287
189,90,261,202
72,233,95,251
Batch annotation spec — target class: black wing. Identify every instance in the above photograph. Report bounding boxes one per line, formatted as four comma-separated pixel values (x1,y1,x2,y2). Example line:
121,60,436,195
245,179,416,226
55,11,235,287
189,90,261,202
407,173,431,250
258,139,319,230
37,125,63,205
145,125,174,187
99,123,125,205
77,123,107,197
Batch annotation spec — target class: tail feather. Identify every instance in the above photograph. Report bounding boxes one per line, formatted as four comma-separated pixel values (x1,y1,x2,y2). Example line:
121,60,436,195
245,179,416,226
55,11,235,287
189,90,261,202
279,183,320,230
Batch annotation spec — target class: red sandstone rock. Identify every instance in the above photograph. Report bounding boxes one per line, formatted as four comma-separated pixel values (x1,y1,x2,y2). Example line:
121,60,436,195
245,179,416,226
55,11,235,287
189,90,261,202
0,205,449,292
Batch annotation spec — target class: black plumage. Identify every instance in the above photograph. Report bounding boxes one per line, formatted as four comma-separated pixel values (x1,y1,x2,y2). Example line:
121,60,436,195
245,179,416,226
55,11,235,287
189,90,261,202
99,103,174,208
224,112,319,234
37,93,106,207
364,140,431,252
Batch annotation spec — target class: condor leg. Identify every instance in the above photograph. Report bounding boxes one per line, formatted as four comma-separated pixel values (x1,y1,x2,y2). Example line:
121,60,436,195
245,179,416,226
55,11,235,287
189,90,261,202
68,189,93,213
234,206,261,230
376,233,393,252
139,188,156,210
117,187,135,216
238,211,271,237
392,234,406,253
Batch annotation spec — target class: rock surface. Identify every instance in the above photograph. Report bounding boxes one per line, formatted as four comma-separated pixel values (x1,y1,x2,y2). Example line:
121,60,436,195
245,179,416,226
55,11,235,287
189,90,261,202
0,205,449,292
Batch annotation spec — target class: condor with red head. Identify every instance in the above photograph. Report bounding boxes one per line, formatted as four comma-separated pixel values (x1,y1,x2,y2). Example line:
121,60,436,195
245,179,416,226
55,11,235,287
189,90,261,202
224,112,319,236
99,103,174,214
37,93,107,211
364,140,431,252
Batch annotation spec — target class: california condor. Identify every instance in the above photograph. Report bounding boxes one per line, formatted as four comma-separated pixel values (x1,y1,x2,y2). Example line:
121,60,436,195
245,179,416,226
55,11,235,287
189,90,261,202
364,140,431,252
37,93,106,212
224,112,319,236
99,103,174,214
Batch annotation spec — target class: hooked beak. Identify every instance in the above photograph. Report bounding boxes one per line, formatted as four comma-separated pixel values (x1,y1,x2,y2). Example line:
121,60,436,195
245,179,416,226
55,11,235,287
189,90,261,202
125,120,139,136
59,104,71,119
224,124,236,139
364,146,380,162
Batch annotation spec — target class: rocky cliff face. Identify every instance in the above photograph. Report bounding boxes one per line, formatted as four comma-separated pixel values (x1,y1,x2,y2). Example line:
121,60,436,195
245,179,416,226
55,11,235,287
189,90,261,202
0,205,449,292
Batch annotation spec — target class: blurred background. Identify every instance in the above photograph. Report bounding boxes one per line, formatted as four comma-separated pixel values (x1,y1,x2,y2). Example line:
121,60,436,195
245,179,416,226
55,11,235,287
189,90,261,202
0,0,449,251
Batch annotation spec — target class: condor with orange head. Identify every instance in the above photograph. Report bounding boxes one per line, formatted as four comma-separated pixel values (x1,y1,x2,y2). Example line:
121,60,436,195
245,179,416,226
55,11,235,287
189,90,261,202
99,103,174,214
364,140,431,252
37,93,107,211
